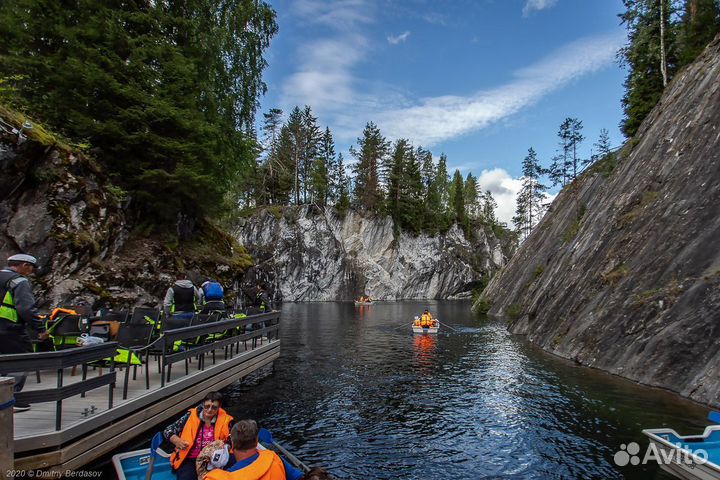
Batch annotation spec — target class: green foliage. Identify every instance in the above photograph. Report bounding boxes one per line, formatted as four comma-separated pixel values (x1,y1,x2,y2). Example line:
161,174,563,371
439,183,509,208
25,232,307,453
533,265,545,278
473,297,493,316
562,203,587,243
506,303,523,320
351,122,389,212
602,263,630,285
0,0,277,223
677,0,720,66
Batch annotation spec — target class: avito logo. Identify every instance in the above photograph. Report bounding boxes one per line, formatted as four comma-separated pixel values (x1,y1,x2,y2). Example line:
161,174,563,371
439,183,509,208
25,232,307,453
613,441,708,467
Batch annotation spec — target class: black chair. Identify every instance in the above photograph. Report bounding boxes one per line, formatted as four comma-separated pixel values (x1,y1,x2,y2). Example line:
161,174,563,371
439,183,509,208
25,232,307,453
116,323,155,399
129,307,161,326
102,310,130,323
47,314,83,350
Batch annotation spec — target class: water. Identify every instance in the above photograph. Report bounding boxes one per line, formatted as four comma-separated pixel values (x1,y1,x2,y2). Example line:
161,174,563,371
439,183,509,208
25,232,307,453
221,300,710,480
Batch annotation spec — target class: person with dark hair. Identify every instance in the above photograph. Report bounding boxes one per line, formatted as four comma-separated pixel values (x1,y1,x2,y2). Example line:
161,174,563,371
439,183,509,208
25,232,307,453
205,419,303,480
165,392,234,480
164,273,202,319
249,283,271,314
0,253,48,412
301,468,332,480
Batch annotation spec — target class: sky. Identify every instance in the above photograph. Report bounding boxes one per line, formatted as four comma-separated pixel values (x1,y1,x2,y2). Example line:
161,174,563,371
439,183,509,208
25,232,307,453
257,0,629,224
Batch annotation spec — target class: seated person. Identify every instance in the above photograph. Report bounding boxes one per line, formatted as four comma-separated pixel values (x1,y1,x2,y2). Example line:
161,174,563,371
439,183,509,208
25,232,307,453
201,280,226,313
420,309,433,327
166,392,233,480
206,419,303,480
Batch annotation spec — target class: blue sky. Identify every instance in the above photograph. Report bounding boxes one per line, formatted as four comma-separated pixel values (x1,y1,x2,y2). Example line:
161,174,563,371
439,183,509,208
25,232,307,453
258,0,628,223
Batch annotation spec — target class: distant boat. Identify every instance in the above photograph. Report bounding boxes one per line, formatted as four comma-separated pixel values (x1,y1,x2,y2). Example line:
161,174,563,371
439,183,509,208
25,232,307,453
642,424,720,480
354,299,374,306
412,317,440,334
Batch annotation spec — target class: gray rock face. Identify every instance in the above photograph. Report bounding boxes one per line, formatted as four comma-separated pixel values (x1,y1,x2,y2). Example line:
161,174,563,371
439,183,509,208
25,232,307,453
477,36,720,407
237,206,509,301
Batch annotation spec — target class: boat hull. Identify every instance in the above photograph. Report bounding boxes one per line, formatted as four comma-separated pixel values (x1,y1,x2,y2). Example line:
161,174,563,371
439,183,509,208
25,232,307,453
642,426,720,480
112,448,173,480
412,326,439,334
354,301,374,306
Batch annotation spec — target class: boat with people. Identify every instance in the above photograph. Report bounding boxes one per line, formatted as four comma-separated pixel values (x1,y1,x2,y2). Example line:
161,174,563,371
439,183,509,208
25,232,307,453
641,412,720,480
354,295,374,306
113,428,310,480
412,309,439,334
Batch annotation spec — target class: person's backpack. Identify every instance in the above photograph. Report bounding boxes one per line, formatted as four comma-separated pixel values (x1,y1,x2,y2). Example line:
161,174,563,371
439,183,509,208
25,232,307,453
203,281,224,301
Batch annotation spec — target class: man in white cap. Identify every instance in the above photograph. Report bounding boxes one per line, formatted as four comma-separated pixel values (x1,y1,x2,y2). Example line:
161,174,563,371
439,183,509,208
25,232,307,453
0,253,47,412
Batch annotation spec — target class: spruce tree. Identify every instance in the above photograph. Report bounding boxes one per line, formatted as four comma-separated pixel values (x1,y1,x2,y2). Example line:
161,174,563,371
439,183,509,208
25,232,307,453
0,0,277,222
619,0,679,137
398,148,424,233
350,122,389,212
481,190,498,225
514,148,547,239
387,139,410,223
677,0,720,66
449,169,467,228
463,173,479,219
591,128,613,164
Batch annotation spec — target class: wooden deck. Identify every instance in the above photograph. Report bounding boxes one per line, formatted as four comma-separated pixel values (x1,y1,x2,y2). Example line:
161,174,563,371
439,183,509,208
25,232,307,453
6,313,281,473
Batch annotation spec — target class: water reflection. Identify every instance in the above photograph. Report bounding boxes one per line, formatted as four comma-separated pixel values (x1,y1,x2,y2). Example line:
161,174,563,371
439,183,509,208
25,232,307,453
224,300,708,479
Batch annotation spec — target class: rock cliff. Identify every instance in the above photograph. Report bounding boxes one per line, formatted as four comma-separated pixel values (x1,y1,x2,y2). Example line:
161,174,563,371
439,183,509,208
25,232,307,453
0,107,251,309
237,206,511,301
476,36,720,407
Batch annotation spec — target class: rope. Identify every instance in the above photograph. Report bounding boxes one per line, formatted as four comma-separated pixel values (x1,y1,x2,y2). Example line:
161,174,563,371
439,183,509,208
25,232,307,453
0,397,16,411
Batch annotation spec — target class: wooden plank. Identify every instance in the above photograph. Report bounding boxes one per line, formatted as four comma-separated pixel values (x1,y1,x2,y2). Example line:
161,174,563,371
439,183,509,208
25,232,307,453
0,377,14,479
14,340,279,450
15,346,280,471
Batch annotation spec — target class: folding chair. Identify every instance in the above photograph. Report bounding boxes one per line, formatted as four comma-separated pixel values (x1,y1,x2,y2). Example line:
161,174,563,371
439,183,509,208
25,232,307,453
115,323,155,399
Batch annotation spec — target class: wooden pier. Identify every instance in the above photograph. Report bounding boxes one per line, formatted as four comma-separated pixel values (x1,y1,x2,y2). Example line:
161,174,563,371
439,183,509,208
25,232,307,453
0,311,281,474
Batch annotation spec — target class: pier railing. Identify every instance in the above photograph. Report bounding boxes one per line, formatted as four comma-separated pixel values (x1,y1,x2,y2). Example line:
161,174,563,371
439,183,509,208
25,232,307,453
0,311,281,433
0,342,118,430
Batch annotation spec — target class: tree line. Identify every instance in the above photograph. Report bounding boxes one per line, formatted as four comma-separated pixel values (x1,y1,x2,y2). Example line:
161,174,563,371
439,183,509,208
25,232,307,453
252,107,501,236
620,0,720,137
0,0,278,224
513,119,614,239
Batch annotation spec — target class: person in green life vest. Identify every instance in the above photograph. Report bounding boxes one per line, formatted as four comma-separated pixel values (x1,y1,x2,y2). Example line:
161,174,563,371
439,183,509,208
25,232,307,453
0,253,49,412
164,273,202,320
252,283,271,314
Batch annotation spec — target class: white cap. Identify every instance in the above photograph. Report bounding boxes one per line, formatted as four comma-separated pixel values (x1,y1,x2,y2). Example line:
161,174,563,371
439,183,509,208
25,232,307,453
208,445,229,470
8,254,37,265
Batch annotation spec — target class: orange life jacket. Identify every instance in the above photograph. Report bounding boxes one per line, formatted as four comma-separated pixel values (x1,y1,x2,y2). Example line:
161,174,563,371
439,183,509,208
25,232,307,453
420,313,433,327
49,308,77,322
205,450,286,480
170,407,233,469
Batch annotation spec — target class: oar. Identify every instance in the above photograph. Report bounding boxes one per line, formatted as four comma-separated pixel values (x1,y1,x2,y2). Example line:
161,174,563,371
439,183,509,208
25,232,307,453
439,321,460,332
145,432,164,480
393,321,416,331
709,411,720,424
258,428,310,473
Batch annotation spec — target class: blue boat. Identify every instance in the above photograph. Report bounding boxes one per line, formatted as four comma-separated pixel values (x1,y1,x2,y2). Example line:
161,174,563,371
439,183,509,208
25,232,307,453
642,413,720,480
113,428,309,479
112,433,173,480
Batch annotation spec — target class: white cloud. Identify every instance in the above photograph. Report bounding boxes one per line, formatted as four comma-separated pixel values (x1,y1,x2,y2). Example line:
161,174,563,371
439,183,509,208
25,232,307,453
476,168,523,225
523,0,559,17
376,31,624,146
387,31,411,45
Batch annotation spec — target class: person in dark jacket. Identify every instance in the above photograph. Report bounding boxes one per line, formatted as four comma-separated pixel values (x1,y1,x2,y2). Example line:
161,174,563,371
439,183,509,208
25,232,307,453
164,273,202,319
0,253,48,412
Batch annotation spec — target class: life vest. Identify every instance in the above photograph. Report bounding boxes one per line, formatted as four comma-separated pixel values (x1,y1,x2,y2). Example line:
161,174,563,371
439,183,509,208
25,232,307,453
255,292,266,312
205,450,286,480
172,284,196,313
0,270,21,323
203,281,224,301
420,313,433,327
170,407,232,469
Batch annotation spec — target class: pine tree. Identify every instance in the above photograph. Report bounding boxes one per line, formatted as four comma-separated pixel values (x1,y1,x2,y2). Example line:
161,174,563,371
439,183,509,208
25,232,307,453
350,122,389,212
310,157,329,206
387,139,410,223
300,106,321,203
283,107,304,205
318,127,338,202
398,147,424,233
335,153,351,215
514,148,547,239
619,0,679,137
481,190,498,225
463,173,479,219
591,128,613,164
552,117,584,186
449,169,467,228
0,0,277,222
677,0,720,66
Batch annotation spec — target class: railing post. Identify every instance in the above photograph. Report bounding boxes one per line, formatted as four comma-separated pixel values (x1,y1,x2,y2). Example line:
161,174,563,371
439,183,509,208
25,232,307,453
0,377,15,478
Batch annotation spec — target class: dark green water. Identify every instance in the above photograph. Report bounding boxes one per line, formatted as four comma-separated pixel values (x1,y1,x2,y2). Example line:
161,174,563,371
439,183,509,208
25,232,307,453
220,300,709,479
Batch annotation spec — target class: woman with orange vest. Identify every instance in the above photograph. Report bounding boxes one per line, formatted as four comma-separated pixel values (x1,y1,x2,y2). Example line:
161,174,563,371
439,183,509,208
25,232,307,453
206,419,303,480
165,391,233,480
420,309,434,327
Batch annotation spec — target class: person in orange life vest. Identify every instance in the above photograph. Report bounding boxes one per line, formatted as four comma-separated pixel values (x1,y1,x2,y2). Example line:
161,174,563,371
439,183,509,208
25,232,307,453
206,419,303,480
420,309,434,327
165,391,233,480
